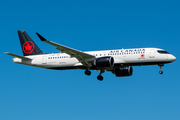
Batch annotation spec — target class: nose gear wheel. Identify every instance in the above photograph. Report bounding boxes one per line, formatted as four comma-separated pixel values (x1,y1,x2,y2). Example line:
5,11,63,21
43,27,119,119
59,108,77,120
158,64,164,74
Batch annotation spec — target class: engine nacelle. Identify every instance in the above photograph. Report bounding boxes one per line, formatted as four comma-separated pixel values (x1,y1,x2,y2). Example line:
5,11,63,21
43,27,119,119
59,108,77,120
94,56,114,68
114,66,133,77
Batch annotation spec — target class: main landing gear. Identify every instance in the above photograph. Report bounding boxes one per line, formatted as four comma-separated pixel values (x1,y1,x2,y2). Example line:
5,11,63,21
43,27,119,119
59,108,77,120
97,75,103,81
84,69,105,81
97,70,105,81
85,69,91,76
158,64,164,74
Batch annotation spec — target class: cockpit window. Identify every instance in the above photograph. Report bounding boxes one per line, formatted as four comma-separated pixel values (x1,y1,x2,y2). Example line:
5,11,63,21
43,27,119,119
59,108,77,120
157,50,170,54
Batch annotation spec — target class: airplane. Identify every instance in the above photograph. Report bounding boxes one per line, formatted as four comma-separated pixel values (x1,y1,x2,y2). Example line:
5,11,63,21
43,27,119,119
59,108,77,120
5,30,176,81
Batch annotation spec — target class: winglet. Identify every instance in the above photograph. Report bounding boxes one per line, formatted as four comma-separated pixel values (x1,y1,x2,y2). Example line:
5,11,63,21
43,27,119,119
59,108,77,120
36,32,46,41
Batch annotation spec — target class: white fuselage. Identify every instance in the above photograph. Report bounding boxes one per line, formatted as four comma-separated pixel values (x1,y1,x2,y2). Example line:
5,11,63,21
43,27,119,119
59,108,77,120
13,48,176,70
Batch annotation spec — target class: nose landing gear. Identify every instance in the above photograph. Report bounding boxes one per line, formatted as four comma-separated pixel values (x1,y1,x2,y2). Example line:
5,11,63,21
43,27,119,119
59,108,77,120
159,70,163,74
158,64,164,74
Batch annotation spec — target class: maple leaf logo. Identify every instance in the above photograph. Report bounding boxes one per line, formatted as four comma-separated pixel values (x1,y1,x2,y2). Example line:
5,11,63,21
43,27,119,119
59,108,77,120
141,54,145,57
25,43,32,51
23,41,34,54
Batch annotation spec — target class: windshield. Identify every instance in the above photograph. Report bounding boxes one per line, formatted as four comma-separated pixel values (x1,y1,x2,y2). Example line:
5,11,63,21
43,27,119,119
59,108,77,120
157,50,170,54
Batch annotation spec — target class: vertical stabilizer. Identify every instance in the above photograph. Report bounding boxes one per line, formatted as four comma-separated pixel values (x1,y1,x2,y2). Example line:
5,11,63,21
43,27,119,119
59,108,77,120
18,30,44,56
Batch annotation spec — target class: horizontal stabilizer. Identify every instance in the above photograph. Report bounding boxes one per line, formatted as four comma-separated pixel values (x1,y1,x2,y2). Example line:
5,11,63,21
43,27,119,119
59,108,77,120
5,52,32,60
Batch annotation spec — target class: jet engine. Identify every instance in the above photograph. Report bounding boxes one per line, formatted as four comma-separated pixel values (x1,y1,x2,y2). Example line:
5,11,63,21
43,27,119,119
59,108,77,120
94,56,114,67
114,66,133,77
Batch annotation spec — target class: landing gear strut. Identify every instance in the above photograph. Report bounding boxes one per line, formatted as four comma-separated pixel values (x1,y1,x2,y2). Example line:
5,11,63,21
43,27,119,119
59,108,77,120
97,70,105,81
85,69,91,76
158,64,164,74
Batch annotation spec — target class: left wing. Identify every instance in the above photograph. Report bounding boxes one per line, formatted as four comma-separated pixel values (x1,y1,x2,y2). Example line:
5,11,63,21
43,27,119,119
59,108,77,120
36,33,95,67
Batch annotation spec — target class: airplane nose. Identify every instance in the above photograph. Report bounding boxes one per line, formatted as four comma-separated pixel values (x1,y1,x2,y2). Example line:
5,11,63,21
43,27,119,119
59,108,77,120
173,56,176,61
170,55,176,62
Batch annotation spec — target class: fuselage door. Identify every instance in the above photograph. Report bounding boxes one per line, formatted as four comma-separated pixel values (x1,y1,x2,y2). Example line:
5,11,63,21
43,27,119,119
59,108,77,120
42,56,47,64
149,49,155,58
